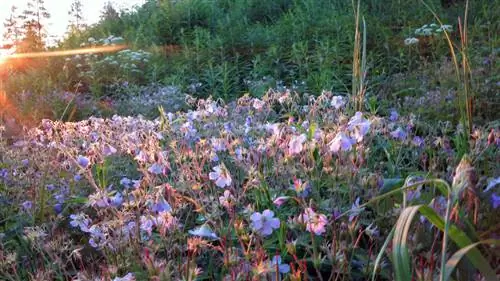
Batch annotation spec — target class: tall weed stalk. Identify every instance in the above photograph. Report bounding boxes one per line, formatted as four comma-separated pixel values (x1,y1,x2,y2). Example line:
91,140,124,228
351,0,368,112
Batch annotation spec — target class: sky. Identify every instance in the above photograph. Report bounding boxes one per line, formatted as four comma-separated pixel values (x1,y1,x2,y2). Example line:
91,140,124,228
0,0,146,45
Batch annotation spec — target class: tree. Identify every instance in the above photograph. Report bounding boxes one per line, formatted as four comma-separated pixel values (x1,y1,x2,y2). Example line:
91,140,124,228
68,0,86,32
2,6,22,45
17,0,51,52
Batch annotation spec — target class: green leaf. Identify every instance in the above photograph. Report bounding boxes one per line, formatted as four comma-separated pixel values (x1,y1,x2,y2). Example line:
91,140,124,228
443,239,500,281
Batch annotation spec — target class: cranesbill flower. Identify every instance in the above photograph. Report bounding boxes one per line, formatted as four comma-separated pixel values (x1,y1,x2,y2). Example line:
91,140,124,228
331,96,346,109
219,190,234,208
188,224,218,239
349,197,365,222
329,132,355,153
389,109,399,121
269,255,290,274
390,127,407,141
348,112,371,142
250,210,280,236
148,163,165,175
288,134,307,155
69,213,91,232
112,273,135,281
77,155,90,168
302,208,328,235
492,194,500,209
21,201,33,211
209,164,232,188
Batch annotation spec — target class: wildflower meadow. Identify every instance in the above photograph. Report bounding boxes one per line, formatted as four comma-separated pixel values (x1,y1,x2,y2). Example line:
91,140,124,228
0,0,499,280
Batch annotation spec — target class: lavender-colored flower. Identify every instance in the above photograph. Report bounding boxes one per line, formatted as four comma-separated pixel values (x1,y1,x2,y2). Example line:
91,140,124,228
150,196,172,213
77,155,90,168
148,163,165,175
492,194,500,209
110,193,124,207
21,201,33,211
250,210,280,236
21,159,29,166
140,215,156,235
389,109,399,121
120,177,132,188
348,112,371,142
329,132,355,153
102,144,117,156
390,127,407,141
269,255,290,274
302,208,328,235
331,96,346,109
349,197,365,222
88,225,106,248
212,138,227,152
69,213,91,232
209,164,232,188
412,136,425,147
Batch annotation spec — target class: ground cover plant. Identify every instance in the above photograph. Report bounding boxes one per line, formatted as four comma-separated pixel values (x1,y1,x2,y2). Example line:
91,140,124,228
0,0,499,280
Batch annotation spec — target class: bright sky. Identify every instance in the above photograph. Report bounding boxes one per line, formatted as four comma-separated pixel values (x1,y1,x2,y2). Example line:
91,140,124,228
0,0,146,45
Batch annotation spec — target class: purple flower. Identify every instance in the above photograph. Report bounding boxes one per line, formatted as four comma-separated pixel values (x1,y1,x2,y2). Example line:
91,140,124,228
111,193,124,207
288,134,307,155
250,210,280,236
21,159,29,166
209,164,232,188
329,132,355,153
301,208,328,235
77,155,90,168
212,138,227,152
492,194,500,209
390,127,407,141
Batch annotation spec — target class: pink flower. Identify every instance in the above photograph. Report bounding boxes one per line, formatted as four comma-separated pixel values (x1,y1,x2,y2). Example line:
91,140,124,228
301,208,328,235
250,209,280,236
288,134,307,155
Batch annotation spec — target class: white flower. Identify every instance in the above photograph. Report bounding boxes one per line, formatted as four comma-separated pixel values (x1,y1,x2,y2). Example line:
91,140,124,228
485,177,500,192
209,164,232,188
330,95,346,109
188,224,218,239
404,37,419,45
